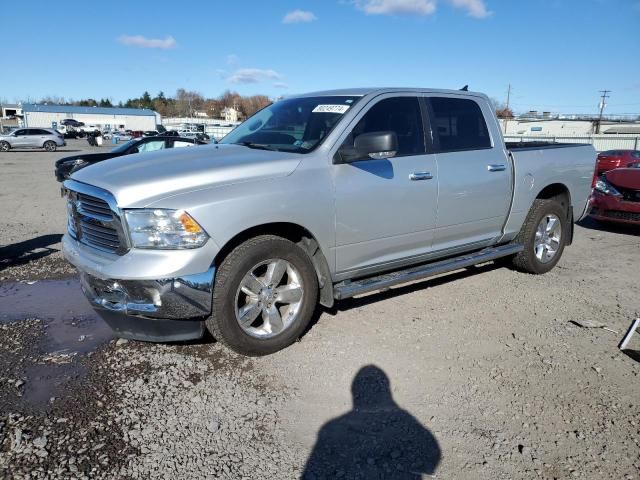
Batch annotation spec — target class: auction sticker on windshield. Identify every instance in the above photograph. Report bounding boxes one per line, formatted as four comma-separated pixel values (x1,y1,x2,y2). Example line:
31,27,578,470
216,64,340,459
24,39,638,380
312,105,350,114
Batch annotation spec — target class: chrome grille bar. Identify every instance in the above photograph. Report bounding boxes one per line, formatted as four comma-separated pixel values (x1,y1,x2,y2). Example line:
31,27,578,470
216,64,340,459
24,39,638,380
63,180,129,255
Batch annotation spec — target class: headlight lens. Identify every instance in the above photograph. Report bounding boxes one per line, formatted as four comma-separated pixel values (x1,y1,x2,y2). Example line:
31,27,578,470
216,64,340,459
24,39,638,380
594,178,621,196
124,209,208,249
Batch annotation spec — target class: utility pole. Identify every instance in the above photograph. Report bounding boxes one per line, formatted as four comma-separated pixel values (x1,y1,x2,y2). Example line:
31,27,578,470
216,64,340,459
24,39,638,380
503,83,512,134
596,89,610,134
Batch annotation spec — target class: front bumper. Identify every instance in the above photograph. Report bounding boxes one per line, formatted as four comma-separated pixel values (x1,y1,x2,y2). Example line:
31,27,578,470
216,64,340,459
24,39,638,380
79,268,215,342
589,192,640,225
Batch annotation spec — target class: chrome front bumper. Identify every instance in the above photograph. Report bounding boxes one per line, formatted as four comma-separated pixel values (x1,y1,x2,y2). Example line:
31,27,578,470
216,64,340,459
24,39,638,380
79,268,215,342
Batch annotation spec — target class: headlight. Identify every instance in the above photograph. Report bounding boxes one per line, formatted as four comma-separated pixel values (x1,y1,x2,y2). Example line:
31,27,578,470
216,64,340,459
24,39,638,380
594,178,621,196
124,209,208,249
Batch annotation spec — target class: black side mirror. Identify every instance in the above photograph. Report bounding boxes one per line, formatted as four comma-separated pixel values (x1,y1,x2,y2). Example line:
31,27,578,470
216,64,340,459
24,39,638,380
334,131,399,164
354,131,398,160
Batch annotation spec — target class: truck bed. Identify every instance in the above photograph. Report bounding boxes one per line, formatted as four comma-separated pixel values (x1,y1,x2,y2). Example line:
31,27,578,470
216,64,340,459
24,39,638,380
506,141,590,151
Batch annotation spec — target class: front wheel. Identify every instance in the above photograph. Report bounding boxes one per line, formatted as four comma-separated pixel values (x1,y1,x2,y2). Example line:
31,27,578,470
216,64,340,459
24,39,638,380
206,235,319,356
43,141,57,152
0,141,9,152
509,199,567,274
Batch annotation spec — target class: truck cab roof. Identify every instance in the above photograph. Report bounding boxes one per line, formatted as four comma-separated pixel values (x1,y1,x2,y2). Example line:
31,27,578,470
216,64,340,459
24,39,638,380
291,87,488,99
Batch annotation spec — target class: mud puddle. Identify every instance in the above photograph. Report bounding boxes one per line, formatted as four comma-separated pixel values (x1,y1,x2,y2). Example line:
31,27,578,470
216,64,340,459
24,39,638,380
0,278,113,410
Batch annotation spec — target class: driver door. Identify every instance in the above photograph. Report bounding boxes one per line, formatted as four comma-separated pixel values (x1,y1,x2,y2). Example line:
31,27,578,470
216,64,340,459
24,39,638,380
332,95,438,276
11,129,29,147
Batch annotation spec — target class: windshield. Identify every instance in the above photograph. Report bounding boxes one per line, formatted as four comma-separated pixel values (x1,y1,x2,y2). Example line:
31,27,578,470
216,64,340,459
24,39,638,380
219,96,361,153
111,139,138,153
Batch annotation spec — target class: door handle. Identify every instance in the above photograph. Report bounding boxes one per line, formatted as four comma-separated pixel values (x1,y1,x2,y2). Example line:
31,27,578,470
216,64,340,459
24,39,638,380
487,164,506,172
409,172,434,181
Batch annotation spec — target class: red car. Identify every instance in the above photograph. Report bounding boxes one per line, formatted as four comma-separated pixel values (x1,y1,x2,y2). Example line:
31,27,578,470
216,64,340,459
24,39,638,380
590,164,640,225
595,150,640,175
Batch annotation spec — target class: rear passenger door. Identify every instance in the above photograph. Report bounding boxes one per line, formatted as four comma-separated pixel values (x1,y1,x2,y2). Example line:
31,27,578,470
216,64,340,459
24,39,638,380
333,95,438,275
426,95,512,252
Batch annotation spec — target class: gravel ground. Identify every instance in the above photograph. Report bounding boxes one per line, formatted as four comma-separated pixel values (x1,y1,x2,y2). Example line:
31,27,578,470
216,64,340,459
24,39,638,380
0,145,639,479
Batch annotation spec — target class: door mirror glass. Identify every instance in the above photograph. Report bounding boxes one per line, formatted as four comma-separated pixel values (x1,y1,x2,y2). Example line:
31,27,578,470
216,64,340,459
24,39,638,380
354,131,398,160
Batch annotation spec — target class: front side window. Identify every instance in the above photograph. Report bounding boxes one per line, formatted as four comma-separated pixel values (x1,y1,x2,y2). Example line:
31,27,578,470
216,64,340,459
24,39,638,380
340,96,426,161
13,129,26,136
136,140,166,153
430,97,491,152
219,96,361,154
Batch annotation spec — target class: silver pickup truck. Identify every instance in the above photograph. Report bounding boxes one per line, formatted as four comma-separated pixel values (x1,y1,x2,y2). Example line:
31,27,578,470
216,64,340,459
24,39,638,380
62,88,596,355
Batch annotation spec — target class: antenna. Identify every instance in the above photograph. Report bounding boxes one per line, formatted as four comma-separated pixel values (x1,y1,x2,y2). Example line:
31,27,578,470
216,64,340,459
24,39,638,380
459,85,469,91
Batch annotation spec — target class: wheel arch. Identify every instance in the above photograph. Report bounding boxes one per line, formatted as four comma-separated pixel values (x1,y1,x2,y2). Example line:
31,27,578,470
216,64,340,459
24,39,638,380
534,182,573,245
213,222,334,308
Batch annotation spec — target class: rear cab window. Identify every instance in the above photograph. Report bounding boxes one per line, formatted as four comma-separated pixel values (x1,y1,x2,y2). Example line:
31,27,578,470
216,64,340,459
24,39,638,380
428,97,491,152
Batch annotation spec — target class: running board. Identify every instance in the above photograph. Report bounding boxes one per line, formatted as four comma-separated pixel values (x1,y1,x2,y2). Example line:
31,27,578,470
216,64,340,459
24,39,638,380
333,244,523,300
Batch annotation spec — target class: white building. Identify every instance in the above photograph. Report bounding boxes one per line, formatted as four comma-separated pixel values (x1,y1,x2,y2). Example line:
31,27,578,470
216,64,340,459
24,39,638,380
500,118,640,137
221,107,240,123
21,104,160,131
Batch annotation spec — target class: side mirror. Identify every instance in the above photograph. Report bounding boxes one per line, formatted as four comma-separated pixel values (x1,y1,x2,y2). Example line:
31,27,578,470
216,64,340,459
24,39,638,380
354,131,398,160
129,147,139,154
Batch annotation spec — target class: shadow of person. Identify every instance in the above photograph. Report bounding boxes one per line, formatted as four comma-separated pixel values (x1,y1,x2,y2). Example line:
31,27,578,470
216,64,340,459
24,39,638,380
0,234,63,269
302,365,441,479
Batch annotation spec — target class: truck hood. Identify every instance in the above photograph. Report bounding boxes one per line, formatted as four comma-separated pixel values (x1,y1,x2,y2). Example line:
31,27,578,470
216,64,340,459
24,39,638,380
70,144,302,207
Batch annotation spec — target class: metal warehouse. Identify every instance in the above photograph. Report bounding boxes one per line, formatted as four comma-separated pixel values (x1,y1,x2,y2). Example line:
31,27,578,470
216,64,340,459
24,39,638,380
21,104,159,131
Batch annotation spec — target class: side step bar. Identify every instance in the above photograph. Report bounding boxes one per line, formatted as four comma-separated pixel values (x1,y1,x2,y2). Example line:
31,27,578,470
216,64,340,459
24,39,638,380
333,243,523,300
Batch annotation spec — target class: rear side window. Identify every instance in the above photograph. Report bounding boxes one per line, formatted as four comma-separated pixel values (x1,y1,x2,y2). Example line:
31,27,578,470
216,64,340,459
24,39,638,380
173,140,195,148
632,151,640,159
429,97,491,152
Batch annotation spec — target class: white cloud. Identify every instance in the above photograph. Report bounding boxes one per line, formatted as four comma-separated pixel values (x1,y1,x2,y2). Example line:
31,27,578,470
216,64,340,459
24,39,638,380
282,9,317,23
273,82,289,89
447,0,490,18
355,0,436,15
117,35,176,49
228,68,283,84
354,0,490,17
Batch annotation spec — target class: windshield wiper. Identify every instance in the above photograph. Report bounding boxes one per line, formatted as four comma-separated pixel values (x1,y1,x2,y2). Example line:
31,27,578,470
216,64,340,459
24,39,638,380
234,141,278,151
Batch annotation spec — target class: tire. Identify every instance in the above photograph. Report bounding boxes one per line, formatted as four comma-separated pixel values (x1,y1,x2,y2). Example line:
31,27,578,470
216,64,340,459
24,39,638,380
0,141,9,152
206,235,319,356
43,141,57,152
509,199,568,274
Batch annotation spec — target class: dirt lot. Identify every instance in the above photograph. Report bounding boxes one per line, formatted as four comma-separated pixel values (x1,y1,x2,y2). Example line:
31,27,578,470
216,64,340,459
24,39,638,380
0,142,639,479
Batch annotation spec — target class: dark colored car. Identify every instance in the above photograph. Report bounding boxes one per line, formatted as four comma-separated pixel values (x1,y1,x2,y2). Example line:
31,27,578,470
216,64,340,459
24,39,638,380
590,164,640,225
60,119,85,127
54,136,207,181
595,150,640,175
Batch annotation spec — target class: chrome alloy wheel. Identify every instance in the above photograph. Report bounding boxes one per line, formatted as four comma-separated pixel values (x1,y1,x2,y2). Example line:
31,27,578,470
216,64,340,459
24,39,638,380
534,213,562,263
234,259,304,338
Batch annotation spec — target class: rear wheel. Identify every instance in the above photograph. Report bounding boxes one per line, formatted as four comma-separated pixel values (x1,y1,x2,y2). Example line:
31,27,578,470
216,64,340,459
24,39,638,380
509,199,567,274
206,235,319,356
43,141,57,152
0,141,9,152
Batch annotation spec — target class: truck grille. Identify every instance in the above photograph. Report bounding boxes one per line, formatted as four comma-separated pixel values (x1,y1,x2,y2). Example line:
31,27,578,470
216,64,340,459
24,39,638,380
66,187,127,255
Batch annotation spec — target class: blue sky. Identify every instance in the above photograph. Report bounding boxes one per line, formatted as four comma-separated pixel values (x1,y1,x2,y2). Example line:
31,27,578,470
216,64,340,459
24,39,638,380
3,0,639,114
